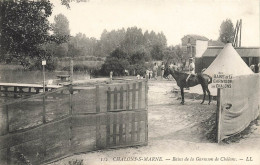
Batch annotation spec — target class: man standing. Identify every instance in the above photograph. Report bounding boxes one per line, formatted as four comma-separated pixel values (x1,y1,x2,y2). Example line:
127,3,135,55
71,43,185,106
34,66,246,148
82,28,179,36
186,58,195,82
153,63,158,80
161,62,165,79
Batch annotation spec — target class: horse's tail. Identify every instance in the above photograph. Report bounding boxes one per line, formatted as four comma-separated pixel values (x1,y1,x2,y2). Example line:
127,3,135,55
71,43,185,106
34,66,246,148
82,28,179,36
208,75,212,84
198,73,212,84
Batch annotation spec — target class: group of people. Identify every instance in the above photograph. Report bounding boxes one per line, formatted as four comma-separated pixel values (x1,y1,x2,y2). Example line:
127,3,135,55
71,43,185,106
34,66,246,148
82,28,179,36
145,62,165,80
145,58,195,81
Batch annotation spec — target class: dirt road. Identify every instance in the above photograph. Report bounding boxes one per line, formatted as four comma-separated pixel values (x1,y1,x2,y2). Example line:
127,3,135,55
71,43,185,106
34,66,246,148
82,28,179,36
50,80,260,165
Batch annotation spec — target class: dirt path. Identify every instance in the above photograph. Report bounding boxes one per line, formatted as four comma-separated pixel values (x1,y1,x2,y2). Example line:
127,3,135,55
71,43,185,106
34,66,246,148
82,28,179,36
50,80,260,165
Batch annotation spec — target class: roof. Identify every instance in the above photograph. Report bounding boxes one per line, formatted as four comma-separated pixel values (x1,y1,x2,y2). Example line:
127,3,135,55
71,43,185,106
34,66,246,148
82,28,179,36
202,46,260,57
182,34,209,41
204,43,253,77
208,40,225,46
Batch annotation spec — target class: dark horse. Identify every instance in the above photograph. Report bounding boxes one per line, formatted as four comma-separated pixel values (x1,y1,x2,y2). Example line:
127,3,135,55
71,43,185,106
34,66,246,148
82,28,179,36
164,67,212,105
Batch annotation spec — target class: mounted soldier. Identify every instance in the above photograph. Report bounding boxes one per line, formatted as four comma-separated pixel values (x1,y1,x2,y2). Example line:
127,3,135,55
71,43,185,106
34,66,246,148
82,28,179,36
186,57,195,82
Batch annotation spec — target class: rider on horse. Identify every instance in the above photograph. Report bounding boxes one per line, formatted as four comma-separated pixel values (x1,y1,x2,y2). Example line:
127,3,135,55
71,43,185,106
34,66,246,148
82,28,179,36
186,57,195,82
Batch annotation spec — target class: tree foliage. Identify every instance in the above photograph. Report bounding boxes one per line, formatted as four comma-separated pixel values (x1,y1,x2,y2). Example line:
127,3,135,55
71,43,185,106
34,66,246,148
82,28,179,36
218,19,234,43
67,27,168,61
101,48,130,76
52,13,70,37
0,0,68,69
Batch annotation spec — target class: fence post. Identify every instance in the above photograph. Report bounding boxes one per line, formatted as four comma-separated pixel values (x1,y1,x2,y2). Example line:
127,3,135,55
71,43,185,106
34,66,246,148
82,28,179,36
95,85,101,148
144,80,148,144
69,85,73,152
114,87,118,110
216,88,222,143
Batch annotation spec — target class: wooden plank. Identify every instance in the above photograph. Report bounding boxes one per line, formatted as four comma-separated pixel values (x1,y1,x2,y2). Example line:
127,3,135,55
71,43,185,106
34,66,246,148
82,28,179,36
0,83,60,89
4,87,8,97
120,86,123,109
5,105,9,134
96,115,101,148
112,114,117,146
131,113,135,142
132,83,136,110
106,114,110,147
126,84,130,110
114,87,118,110
119,113,123,145
107,87,111,112
96,85,100,113
0,105,8,136
137,113,141,142
14,87,17,98
145,80,148,109
125,113,129,143
138,82,142,109
216,88,222,143
43,94,46,124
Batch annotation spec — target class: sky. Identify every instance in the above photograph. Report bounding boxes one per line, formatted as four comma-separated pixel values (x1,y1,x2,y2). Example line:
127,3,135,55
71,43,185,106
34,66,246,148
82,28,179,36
49,0,260,46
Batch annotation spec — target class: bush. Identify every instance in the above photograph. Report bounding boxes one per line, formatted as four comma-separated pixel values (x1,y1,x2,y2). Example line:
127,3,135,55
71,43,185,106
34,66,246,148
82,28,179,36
129,63,147,76
100,57,130,76
62,64,101,72
28,57,58,71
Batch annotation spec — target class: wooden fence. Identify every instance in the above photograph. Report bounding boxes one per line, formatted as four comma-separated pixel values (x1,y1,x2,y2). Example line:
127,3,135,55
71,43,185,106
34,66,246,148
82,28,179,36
216,73,260,143
0,80,148,164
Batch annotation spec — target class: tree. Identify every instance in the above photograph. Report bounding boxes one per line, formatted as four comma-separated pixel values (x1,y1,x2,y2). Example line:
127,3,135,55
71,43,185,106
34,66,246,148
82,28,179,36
218,19,234,43
0,1,67,69
101,48,130,76
128,52,147,76
163,46,177,63
52,13,70,37
151,44,164,60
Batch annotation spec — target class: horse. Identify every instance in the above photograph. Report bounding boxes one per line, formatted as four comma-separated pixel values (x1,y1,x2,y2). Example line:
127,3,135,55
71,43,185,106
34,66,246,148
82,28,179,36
164,66,212,105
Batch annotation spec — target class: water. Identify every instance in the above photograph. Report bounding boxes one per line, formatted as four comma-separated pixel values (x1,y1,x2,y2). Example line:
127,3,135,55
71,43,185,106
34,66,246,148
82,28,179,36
0,70,90,104
0,70,89,84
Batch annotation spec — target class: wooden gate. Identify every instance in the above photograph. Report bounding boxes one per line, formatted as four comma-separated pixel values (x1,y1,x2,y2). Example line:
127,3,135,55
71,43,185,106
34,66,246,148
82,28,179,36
0,80,148,164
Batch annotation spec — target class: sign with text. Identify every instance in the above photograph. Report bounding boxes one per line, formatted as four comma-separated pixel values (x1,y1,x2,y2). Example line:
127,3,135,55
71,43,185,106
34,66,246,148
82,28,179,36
212,72,232,88
42,60,46,66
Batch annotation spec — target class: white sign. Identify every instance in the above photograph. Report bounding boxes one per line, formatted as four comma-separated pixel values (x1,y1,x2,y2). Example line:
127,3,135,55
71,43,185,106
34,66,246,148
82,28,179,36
212,72,232,88
42,60,46,65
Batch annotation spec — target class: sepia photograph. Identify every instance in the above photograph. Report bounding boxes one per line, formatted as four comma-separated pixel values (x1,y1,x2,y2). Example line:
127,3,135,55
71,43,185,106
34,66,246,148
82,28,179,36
0,0,259,164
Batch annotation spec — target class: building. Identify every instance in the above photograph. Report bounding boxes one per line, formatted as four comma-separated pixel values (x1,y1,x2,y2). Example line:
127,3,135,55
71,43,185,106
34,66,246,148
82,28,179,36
196,46,260,73
181,34,224,71
181,34,209,58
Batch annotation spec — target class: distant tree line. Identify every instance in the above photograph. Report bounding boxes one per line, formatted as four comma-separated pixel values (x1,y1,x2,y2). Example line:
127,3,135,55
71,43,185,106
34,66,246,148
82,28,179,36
0,0,235,73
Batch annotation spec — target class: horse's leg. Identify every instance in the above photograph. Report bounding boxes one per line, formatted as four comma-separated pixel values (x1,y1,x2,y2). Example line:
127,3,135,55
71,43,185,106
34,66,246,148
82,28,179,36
180,87,184,105
201,86,206,104
206,87,211,105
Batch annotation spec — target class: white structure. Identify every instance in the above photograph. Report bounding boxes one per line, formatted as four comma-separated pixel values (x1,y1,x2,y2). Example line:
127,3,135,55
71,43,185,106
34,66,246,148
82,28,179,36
204,43,254,77
195,40,208,58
